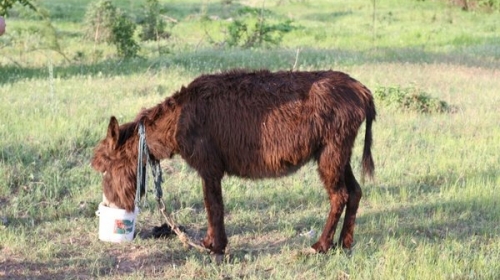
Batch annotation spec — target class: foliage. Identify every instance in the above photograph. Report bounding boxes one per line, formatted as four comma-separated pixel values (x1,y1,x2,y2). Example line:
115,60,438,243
138,0,170,41
374,85,450,113
111,13,139,58
83,0,117,43
223,7,295,48
83,0,138,58
0,0,36,16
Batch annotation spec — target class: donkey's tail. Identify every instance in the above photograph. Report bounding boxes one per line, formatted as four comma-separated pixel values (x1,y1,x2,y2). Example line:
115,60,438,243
361,91,376,182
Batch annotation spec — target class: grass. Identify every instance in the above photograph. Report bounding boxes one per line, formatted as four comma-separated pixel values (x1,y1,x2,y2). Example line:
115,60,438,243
1,0,500,279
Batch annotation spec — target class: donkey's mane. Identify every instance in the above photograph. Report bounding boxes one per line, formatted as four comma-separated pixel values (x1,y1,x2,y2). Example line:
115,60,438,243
133,98,172,125
169,69,277,103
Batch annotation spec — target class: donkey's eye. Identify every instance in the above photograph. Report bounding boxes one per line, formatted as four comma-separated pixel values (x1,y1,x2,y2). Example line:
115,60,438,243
102,171,107,177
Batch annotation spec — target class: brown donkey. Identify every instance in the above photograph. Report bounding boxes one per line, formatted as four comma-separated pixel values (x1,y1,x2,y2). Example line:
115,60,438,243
91,69,376,255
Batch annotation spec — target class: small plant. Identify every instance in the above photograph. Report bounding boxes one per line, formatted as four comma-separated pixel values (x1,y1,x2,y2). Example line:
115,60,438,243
374,85,450,113
223,7,294,48
83,0,139,59
83,0,117,43
138,0,170,41
111,14,139,58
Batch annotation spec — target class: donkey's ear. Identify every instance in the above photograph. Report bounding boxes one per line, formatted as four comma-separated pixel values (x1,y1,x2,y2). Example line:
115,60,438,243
106,116,120,150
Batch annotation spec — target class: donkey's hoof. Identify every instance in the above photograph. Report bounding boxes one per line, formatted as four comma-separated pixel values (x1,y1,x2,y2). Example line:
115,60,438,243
311,241,334,253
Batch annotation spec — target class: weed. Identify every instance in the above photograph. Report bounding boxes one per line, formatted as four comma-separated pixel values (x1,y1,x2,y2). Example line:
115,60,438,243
138,0,171,42
222,7,295,48
111,13,139,58
374,85,450,113
83,0,117,43
83,0,139,58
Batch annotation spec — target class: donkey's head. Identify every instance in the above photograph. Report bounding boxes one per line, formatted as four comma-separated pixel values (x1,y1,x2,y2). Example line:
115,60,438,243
91,117,139,212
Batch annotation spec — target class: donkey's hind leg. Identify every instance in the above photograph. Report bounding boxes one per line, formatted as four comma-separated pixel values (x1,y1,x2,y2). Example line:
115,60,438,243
311,145,349,253
338,163,362,249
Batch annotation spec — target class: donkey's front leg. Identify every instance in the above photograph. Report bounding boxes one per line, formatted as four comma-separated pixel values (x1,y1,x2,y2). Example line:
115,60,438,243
201,175,227,255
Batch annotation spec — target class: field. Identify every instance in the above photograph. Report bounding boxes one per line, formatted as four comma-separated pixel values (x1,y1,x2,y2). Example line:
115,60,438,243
1,0,499,279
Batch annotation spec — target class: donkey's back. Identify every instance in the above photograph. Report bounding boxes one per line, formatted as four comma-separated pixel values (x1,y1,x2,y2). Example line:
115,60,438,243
172,70,375,179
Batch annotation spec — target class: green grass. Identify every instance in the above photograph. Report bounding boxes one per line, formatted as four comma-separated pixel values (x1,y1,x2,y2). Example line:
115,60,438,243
1,0,500,279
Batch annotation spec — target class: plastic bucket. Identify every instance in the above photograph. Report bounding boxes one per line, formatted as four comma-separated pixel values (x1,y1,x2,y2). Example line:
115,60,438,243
96,202,139,242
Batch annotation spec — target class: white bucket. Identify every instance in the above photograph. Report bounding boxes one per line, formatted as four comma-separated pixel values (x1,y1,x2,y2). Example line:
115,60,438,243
96,202,139,243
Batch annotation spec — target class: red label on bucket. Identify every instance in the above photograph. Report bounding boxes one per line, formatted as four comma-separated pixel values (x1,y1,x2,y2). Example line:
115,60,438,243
113,219,134,234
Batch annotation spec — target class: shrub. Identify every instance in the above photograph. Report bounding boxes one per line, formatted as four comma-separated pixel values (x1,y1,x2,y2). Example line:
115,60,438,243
374,86,450,114
138,0,170,41
223,7,295,48
111,14,139,58
83,0,117,43
83,0,139,59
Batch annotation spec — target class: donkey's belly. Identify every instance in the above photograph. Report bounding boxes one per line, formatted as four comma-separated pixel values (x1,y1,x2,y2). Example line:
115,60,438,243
223,147,315,179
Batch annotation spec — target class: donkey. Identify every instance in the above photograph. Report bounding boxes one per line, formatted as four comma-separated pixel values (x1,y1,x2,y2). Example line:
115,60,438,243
91,69,376,255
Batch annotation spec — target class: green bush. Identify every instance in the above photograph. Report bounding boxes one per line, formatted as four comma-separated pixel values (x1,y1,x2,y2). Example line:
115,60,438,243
83,0,117,43
374,85,450,114
223,7,295,48
111,14,139,58
138,0,170,41
83,0,139,59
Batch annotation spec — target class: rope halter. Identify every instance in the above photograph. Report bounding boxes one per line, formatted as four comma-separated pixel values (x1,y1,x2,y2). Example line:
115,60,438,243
135,121,163,209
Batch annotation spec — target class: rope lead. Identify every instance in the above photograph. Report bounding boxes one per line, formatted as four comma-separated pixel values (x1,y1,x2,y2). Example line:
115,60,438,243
135,121,210,253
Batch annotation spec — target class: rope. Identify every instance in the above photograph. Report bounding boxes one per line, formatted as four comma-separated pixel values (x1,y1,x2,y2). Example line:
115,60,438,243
156,198,210,253
135,122,147,208
135,122,210,253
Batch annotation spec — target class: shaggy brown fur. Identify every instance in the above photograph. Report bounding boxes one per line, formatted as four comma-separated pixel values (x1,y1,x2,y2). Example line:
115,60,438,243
92,69,376,254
